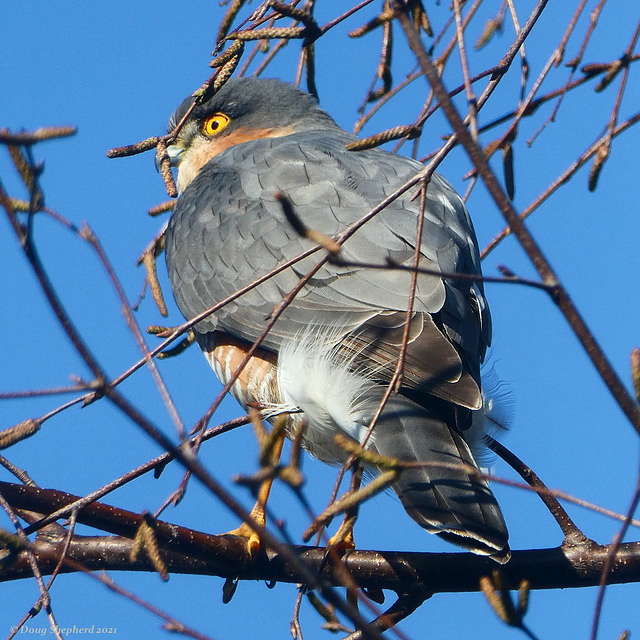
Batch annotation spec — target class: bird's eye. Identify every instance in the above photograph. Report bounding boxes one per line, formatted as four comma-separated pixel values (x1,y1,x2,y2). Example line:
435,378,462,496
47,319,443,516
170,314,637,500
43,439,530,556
201,113,230,136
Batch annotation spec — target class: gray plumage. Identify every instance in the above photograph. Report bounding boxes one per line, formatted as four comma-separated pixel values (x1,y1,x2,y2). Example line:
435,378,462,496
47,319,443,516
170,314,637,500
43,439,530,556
164,77,509,561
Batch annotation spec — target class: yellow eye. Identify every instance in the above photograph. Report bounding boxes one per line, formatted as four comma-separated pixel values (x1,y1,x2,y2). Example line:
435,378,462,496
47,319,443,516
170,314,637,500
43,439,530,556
201,113,230,136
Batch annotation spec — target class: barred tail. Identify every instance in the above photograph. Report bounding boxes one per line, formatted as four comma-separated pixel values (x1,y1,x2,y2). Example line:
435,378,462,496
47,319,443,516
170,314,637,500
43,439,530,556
370,393,510,563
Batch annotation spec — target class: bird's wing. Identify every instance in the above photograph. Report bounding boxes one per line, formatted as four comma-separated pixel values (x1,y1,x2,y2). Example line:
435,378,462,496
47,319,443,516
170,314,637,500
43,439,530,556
165,130,490,411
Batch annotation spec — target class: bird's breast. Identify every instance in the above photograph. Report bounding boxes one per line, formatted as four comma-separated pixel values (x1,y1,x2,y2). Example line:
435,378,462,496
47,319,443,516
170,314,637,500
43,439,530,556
201,331,280,408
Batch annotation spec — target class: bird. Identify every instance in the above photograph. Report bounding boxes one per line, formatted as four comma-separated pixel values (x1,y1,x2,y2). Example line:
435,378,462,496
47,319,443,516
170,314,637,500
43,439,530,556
162,76,510,563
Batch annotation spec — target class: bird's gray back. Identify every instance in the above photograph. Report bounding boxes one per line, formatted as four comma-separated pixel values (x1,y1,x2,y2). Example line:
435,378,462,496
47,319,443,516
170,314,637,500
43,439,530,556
165,129,490,393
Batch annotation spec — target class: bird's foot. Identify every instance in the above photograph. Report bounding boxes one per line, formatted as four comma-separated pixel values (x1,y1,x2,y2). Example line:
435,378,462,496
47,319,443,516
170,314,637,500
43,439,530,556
227,419,287,558
226,502,265,558
327,513,356,554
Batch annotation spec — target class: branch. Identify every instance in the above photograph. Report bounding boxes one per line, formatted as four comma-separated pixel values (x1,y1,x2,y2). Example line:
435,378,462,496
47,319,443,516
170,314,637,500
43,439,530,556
392,0,640,437
2,482,640,595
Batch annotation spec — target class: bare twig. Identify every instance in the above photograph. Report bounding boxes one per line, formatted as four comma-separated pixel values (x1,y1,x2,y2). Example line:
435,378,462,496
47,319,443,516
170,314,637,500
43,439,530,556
393,0,640,438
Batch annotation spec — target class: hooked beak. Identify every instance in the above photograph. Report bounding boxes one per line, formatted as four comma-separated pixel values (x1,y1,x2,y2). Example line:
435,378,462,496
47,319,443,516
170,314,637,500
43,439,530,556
155,144,184,172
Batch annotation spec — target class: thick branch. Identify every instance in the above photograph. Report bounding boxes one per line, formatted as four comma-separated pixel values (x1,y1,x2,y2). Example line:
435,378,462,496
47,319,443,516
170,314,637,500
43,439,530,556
2,482,640,594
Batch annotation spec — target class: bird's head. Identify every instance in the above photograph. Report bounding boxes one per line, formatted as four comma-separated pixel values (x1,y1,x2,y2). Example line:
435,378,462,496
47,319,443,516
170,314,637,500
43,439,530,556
164,77,338,191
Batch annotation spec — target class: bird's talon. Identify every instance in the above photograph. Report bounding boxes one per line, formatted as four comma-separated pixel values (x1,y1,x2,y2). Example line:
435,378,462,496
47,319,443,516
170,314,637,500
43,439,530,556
227,522,262,558
327,522,356,554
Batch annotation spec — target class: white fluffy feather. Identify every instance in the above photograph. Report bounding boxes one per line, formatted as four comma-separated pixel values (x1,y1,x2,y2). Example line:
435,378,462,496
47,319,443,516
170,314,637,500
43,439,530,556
275,328,379,461
272,327,511,469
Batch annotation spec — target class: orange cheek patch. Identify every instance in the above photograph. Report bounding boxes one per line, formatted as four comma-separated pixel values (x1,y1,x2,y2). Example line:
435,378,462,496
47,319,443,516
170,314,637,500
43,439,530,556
177,126,298,191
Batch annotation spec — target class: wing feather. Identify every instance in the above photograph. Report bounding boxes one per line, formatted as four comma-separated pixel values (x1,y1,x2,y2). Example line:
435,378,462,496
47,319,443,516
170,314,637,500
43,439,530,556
165,130,490,410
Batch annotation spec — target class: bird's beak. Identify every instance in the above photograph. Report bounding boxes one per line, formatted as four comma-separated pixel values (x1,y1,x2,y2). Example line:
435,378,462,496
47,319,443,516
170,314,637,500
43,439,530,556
155,144,184,172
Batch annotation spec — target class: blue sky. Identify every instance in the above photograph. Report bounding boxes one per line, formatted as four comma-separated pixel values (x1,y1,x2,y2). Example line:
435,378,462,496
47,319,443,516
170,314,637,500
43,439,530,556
1,2,639,639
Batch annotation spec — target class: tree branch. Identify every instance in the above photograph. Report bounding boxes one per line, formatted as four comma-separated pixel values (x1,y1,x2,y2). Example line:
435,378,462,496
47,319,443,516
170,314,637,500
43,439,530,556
2,482,640,595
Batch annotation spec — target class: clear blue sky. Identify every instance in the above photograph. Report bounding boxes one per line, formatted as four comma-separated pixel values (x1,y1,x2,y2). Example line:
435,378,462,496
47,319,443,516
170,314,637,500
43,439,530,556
1,2,639,638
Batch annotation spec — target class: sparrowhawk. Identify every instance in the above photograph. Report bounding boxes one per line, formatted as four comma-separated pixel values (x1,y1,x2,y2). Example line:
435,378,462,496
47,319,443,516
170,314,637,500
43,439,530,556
163,77,510,563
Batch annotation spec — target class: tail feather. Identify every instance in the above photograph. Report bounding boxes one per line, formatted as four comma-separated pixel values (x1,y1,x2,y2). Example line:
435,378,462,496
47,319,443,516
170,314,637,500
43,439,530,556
370,393,510,563
274,330,509,562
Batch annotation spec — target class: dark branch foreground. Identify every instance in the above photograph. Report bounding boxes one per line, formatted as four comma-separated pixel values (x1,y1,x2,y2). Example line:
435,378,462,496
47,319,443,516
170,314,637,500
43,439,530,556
2,482,639,594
